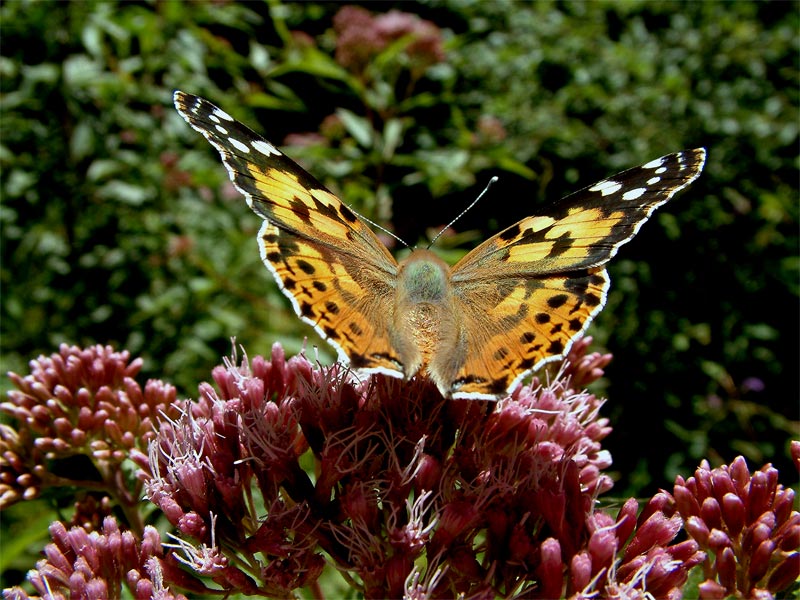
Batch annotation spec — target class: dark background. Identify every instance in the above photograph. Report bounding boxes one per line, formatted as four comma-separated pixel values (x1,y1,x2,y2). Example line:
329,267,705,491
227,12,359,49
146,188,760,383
2,3,797,579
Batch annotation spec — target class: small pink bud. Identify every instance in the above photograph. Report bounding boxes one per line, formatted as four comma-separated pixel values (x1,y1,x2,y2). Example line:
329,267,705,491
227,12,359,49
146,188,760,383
776,519,799,551
624,512,681,560
698,579,728,599
790,441,800,470
743,521,774,555
570,551,593,592
710,468,736,499
700,496,722,531
707,528,733,552
640,491,675,524
721,491,746,536
748,539,775,584
615,497,639,546
694,465,713,499
685,515,710,546
767,551,799,593
669,539,706,569
177,511,207,539
717,546,737,591
748,471,774,522
773,487,795,524
587,524,617,571
414,454,441,493
536,538,564,600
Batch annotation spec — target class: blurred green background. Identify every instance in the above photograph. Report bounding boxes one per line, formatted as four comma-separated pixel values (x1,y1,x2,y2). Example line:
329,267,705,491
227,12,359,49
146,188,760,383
1,0,797,578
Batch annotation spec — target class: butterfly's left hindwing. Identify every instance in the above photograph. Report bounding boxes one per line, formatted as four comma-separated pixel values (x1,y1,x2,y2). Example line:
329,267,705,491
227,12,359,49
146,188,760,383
173,91,405,378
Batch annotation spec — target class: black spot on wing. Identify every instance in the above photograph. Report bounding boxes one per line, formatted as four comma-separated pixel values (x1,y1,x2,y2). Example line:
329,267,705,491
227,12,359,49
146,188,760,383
339,204,358,223
547,231,575,258
296,260,316,275
367,352,404,370
289,194,311,223
547,294,568,309
493,347,510,360
535,313,550,324
584,293,601,307
500,303,529,328
262,231,279,245
487,378,509,395
300,301,315,318
547,340,564,355
498,224,522,242
349,354,368,368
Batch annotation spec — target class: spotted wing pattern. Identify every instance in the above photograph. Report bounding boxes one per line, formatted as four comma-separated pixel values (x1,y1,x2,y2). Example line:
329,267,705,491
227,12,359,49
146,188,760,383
445,148,706,397
174,90,706,400
174,91,405,377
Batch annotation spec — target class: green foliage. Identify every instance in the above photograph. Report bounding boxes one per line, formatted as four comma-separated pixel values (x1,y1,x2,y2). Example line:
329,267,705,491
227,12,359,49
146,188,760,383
1,1,796,589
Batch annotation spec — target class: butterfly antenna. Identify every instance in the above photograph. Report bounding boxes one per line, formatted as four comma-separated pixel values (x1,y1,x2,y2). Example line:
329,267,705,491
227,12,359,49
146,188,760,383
350,206,411,250
427,176,499,249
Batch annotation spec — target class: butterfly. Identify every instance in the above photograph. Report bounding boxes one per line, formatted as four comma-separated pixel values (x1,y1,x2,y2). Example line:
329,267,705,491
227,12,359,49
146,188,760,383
174,91,706,400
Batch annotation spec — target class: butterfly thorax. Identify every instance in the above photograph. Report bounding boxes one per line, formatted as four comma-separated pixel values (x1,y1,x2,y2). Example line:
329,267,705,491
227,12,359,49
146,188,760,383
391,250,466,395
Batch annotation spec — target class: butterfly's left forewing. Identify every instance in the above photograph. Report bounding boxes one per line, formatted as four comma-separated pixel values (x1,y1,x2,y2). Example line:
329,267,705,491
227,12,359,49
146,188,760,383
447,148,706,398
173,91,406,378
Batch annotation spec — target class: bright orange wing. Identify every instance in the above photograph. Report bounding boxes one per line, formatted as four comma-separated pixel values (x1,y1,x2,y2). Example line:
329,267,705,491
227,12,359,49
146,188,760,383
174,91,405,377
444,149,706,398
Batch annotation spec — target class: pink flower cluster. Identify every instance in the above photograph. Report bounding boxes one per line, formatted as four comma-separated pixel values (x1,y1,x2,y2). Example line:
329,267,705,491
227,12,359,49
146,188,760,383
2,341,797,599
675,454,799,599
333,6,445,74
0,344,180,511
4,518,182,600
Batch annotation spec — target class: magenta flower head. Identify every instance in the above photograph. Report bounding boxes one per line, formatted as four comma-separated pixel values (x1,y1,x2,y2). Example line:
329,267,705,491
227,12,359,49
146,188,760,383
3,516,184,600
333,5,444,74
674,454,800,599
1,344,181,516
4,340,797,599
133,339,621,597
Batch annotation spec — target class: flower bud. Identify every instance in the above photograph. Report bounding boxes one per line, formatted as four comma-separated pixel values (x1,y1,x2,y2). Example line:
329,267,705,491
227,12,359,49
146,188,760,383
720,491,746,536
536,538,564,600
700,496,722,531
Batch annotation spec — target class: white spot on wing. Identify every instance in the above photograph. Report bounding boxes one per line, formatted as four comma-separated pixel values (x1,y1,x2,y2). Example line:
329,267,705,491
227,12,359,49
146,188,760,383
252,140,280,156
215,125,228,134
228,137,250,153
208,113,220,124
646,176,661,185
622,187,646,201
643,157,665,169
655,166,667,174
213,107,234,122
589,180,622,196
